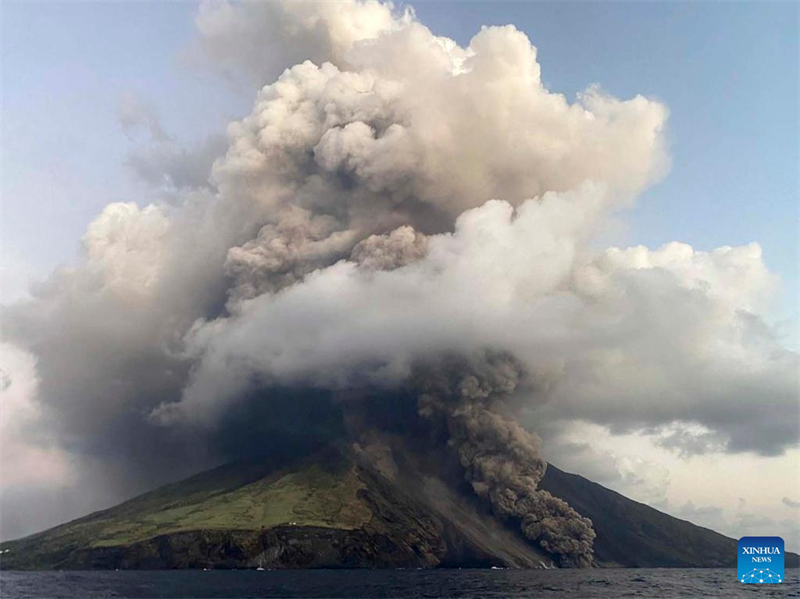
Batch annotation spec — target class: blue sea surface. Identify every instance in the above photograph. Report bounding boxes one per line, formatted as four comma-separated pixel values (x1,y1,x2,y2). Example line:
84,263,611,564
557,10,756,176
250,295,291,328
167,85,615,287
2,568,798,598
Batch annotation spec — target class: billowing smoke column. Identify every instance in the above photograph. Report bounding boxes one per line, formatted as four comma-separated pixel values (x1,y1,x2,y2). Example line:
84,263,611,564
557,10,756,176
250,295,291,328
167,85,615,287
414,353,595,566
2,0,797,548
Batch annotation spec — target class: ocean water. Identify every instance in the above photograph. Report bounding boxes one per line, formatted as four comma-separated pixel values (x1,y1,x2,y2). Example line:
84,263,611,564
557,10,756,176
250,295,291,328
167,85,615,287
1,568,798,598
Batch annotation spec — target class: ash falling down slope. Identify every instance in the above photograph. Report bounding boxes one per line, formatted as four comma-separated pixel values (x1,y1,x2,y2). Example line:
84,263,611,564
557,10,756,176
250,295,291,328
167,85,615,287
2,0,797,563
414,354,595,567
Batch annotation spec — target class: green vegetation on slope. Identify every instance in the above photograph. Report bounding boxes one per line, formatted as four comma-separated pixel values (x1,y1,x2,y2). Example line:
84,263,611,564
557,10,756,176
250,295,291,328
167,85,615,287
0,453,375,567
91,462,371,547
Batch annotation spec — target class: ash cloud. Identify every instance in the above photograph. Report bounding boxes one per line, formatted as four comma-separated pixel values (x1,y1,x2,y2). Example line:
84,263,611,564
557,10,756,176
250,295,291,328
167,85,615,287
126,134,227,193
189,0,412,88
414,353,595,566
117,92,168,142
2,0,797,551
351,227,428,272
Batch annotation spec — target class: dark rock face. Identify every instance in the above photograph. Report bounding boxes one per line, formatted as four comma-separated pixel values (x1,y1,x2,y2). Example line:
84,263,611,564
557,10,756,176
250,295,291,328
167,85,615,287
539,464,800,569
60,526,442,570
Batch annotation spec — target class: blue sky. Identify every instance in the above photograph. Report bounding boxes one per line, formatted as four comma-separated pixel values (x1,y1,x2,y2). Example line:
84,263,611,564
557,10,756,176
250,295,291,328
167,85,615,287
4,1,797,348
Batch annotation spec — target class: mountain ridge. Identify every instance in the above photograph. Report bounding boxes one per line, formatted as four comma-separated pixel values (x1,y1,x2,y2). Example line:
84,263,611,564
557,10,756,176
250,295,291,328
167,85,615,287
540,465,799,568
1,449,795,570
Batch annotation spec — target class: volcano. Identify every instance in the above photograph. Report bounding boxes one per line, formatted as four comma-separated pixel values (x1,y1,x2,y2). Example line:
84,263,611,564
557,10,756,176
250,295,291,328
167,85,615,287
2,448,793,571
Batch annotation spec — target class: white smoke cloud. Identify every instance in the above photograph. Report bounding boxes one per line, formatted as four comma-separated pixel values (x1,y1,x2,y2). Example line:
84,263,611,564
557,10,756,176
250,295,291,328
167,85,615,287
191,0,412,87
351,226,428,272
211,25,668,216
0,344,72,490
1,0,796,542
154,185,795,458
126,135,227,193
117,92,168,142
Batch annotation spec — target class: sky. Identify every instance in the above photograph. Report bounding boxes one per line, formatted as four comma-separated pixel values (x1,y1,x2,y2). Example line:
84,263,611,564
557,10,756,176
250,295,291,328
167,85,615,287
1,1,798,552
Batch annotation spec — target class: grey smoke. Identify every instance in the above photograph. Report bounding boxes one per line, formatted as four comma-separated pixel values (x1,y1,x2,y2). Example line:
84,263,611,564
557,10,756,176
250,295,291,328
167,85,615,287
126,134,228,193
351,227,429,272
414,353,595,567
190,0,412,88
783,497,800,509
117,92,168,142
225,207,361,301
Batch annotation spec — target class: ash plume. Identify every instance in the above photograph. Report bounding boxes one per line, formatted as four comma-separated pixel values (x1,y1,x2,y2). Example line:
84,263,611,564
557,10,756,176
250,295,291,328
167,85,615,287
414,353,595,567
2,0,797,551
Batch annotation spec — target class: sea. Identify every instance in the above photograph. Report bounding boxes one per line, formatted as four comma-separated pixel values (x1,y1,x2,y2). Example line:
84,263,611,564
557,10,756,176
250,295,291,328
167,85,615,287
1,569,799,599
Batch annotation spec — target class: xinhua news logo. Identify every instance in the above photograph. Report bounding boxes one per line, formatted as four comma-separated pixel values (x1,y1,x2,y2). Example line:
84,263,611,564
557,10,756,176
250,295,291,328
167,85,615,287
738,537,784,584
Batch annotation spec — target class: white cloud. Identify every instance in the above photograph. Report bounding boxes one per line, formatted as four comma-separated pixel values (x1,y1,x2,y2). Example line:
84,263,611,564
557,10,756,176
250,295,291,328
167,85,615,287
539,422,800,552
117,92,168,142
0,344,72,490
191,0,412,87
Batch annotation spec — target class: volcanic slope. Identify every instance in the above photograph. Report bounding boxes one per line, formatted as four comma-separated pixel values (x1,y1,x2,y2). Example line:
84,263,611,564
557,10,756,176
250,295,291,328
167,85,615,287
3,450,795,570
